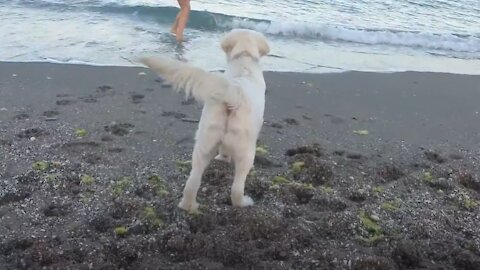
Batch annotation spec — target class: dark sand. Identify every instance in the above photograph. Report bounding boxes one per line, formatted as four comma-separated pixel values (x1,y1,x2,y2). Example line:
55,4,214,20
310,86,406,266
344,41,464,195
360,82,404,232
1,62,480,269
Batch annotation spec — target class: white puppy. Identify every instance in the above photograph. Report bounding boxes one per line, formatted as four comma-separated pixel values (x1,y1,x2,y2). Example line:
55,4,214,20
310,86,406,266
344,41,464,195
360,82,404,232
140,29,270,213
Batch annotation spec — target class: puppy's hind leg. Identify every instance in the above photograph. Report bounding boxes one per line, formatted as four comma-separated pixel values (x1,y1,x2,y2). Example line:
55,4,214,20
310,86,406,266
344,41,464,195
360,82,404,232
230,145,255,207
178,132,221,213
214,144,231,163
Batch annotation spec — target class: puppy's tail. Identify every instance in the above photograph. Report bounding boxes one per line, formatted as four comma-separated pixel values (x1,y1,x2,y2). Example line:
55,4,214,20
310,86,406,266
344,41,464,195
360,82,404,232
139,56,243,107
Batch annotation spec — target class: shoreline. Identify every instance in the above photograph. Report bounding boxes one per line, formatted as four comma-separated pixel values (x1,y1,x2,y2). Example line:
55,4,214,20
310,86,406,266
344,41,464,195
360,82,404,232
2,59,480,76
2,56,480,75
1,61,480,269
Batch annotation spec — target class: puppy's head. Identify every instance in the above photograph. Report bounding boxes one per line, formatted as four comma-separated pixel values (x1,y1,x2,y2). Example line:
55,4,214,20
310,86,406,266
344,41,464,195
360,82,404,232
221,29,270,61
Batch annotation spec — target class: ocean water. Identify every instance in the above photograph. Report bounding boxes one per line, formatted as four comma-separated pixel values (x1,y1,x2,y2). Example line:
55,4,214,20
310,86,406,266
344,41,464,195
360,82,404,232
1,0,479,74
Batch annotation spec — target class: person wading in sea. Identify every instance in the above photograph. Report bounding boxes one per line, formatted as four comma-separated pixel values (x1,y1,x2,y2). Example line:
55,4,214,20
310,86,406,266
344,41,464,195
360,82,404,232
170,0,190,42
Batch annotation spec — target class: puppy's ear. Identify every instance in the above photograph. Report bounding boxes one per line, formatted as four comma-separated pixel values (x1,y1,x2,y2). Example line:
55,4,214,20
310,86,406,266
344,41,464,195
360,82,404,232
256,33,270,57
221,34,235,54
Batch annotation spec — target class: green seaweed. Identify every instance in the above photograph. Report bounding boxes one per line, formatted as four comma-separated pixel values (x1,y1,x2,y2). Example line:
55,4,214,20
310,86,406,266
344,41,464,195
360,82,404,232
353,129,369,135
112,177,131,196
291,161,305,174
148,175,169,197
423,171,434,182
357,234,385,246
272,176,291,186
114,226,128,237
255,146,268,156
372,186,384,194
358,211,384,245
359,211,382,235
271,176,314,190
463,197,478,211
320,186,334,194
75,128,88,138
175,160,192,173
142,207,164,228
79,191,94,203
45,173,60,183
81,174,94,185
381,201,399,211
32,161,50,172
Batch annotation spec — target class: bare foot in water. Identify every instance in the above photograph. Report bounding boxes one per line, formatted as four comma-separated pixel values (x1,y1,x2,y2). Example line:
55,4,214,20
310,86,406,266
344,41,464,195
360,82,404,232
170,0,190,43
175,33,184,43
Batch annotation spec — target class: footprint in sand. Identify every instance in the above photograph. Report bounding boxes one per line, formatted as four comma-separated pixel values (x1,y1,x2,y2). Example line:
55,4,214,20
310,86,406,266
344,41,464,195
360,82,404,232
83,153,102,164
330,116,346,124
346,153,363,160
254,155,282,168
181,98,196,106
302,114,312,120
17,128,48,138
286,144,322,157
0,191,30,207
424,151,447,164
448,153,463,160
95,85,114,98
61,141,101,153
162,111,186,119
458,172,480,193
97,85,113,93
56,99,76,106
130,93,145,104
101,135,114,142
284,118,299,125
13,113,29,120
378,165,404,182
0,139,12,146
107,147,124,153
43,110,59,121
81,96,97,103
175,135,195,146
43,204,68,217
324,113,346,124
266,122,283,129
43,110,59,117
104,122,134,136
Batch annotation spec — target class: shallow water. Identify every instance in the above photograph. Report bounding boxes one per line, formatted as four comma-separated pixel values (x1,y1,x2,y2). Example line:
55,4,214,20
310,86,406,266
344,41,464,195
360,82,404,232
1,0,479,73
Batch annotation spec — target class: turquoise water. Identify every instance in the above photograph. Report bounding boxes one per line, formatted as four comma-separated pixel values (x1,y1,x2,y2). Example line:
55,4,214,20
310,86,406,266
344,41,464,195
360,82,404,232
1,0,479,73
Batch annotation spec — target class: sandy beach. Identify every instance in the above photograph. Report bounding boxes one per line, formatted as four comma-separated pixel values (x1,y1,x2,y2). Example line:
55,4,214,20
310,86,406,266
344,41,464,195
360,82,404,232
1,62,480,269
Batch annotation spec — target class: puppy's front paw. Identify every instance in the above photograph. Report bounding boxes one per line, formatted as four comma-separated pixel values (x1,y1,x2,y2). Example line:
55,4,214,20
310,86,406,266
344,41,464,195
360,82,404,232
232,195,254,208
214,154,231,163
178,197,199,213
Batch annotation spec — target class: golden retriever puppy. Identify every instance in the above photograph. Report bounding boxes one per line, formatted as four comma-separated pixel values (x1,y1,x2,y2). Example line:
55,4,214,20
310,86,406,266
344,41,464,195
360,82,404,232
140,29,270,213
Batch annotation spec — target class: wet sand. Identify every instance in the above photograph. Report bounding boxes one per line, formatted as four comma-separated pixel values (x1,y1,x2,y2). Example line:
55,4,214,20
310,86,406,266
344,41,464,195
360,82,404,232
1,62,480,269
